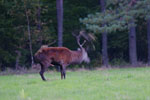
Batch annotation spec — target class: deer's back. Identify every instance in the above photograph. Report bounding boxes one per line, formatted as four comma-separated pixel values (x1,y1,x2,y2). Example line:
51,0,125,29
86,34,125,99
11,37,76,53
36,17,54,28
45,47,72,64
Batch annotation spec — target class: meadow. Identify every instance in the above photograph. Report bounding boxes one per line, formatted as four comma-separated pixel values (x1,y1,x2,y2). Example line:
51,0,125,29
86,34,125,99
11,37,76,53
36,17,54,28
0,67,150,100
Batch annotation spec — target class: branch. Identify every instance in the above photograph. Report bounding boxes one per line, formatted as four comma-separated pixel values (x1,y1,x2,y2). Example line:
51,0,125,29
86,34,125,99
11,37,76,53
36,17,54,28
48,40,56,46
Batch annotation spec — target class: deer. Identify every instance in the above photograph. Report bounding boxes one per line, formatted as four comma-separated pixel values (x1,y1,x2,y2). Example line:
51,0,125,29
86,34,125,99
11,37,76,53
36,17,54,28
34,31,90,81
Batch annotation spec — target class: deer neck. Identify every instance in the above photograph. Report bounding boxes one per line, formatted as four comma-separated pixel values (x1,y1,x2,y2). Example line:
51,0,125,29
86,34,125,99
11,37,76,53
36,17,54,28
71,50,84,64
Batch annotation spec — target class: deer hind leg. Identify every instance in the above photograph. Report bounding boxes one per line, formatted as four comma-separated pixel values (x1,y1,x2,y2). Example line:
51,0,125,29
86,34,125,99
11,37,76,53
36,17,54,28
39,63,46,81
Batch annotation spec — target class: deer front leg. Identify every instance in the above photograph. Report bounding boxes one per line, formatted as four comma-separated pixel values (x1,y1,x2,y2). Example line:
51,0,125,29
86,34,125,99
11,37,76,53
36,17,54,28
39,63,46,81
60,65,66,79
60,65,63,80
62,64,68,79
63,67,66,79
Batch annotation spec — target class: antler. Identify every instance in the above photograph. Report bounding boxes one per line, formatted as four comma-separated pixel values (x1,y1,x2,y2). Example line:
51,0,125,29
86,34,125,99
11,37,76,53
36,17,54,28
72,30,86,48
81,40,86,46
47,40,56,46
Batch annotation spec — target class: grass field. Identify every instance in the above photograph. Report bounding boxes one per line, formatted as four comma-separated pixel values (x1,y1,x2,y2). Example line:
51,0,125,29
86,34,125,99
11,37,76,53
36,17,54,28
0,67,150,100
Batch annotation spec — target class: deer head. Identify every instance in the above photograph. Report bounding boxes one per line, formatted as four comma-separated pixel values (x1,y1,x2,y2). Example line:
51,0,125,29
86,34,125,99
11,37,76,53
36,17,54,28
72,31,90,63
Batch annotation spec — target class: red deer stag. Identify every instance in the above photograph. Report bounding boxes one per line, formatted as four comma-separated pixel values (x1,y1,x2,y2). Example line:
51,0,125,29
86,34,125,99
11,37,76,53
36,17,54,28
34,32,90,81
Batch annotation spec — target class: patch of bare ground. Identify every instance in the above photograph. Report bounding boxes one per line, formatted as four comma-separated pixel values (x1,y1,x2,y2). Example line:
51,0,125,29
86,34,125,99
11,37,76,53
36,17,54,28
0,68,38,76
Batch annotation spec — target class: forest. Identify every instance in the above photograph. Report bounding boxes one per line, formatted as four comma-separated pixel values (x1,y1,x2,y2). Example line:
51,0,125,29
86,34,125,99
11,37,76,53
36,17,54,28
0,0,150,71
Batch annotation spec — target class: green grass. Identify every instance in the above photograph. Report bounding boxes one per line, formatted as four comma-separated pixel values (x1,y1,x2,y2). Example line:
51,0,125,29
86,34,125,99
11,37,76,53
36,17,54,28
0,67,150,100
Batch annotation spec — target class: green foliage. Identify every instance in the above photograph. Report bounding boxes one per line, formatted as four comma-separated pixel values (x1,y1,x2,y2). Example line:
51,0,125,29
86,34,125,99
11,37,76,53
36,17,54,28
81,0,150,34
80,0,150,64
0,1,18,69
110,58,128,66
90,57,102,67
0,0,150,69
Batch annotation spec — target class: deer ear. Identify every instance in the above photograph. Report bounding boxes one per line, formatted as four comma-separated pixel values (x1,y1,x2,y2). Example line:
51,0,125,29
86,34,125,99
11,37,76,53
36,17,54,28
39,45,48,53
38,48,45,54
38,49,43,53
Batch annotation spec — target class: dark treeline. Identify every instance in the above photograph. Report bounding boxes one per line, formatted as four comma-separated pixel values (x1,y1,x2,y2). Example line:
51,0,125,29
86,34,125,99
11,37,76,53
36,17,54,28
0,0,149,71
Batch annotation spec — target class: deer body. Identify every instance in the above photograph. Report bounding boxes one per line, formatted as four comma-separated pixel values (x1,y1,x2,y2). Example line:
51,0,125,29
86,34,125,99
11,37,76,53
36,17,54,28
34,45,90,81
34,31,90,81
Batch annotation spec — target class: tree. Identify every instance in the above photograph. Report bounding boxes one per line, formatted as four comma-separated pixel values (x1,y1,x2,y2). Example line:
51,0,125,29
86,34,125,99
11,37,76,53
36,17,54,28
56,0,63,47
147,18,150,65
145,0,150,65
0,1,18,70
128,19,137,66
128,0,138,66
36,0,42,45
126,0,150,65
24,0,34,66
100,0,109,67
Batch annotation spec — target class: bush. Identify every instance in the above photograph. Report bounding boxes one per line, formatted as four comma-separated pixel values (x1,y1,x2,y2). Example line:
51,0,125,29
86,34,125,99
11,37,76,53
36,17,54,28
110,58,128,66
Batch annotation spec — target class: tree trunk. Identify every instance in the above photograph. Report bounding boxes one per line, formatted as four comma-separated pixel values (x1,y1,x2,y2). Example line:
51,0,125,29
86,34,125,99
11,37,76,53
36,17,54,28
56,0,63,47
0,61,5,71
129,20,137,66
100,0,109,67
25,6,34,66
102,32,109,67
15,50,21,70
37,0,42,45
147,18,150,65
56,0,63,72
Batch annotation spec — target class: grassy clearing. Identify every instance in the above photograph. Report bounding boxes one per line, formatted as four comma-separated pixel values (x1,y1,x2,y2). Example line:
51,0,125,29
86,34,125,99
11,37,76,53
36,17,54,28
0,67,150,100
